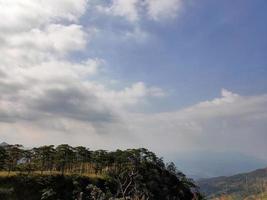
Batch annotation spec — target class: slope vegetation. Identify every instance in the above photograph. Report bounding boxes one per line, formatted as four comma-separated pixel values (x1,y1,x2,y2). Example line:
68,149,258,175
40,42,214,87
198,167,267,199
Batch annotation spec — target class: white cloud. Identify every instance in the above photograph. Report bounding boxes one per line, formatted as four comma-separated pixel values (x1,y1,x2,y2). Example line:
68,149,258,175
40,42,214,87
5,24,87,56
124,89,267,160
0,0,90,68
104,0,140,22
1,87,266,162
0,0,164,129
145,0,183,21
96,0,183,22
0,0,88,32
94,82,165,108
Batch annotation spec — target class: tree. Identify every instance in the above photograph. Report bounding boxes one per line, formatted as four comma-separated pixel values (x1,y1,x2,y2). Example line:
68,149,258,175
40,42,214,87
74,146,91,174
0,146,7,170
108,148,202,200
92,150,108,174
5,144,23,173
19,149,35,174
55,144,75,175
0,144,203,199
33,145,55,174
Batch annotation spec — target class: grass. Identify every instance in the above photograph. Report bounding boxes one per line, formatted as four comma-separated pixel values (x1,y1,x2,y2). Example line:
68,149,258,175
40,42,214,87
209,193,267,200
0,172,17,177
0,171,104,179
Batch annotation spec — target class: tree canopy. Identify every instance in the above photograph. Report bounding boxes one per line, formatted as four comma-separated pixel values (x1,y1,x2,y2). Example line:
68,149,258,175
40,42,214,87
0,144,203,200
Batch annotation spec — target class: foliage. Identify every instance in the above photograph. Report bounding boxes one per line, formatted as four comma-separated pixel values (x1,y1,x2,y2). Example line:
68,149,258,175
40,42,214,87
0,144,203,199
0,147,8,170
198,167,267,199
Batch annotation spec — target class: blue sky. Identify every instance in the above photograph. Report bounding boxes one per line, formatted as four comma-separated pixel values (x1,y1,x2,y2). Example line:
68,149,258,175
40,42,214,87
82,0,267,110
0,0,266,177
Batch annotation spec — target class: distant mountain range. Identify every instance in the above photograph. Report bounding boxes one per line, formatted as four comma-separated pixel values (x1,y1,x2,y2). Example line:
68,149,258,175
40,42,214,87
174,151,267,179
198,167,267,199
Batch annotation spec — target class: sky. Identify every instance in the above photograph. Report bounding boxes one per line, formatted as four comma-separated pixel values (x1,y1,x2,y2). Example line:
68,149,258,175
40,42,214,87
0,0,267,177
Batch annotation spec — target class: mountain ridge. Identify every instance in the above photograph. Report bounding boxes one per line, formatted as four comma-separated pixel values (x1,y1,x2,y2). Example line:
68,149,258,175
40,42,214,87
198,166,267,199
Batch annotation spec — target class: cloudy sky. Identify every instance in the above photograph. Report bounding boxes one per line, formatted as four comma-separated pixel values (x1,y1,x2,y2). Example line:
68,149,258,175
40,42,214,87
0,0,267,175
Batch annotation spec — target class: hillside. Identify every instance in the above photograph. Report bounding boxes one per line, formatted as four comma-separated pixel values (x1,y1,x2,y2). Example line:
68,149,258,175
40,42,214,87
198,167,267,199
0,144,203,200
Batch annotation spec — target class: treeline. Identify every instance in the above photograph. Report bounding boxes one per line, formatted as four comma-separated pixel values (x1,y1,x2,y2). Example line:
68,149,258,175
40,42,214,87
0,144,204,199
0,144,109,175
